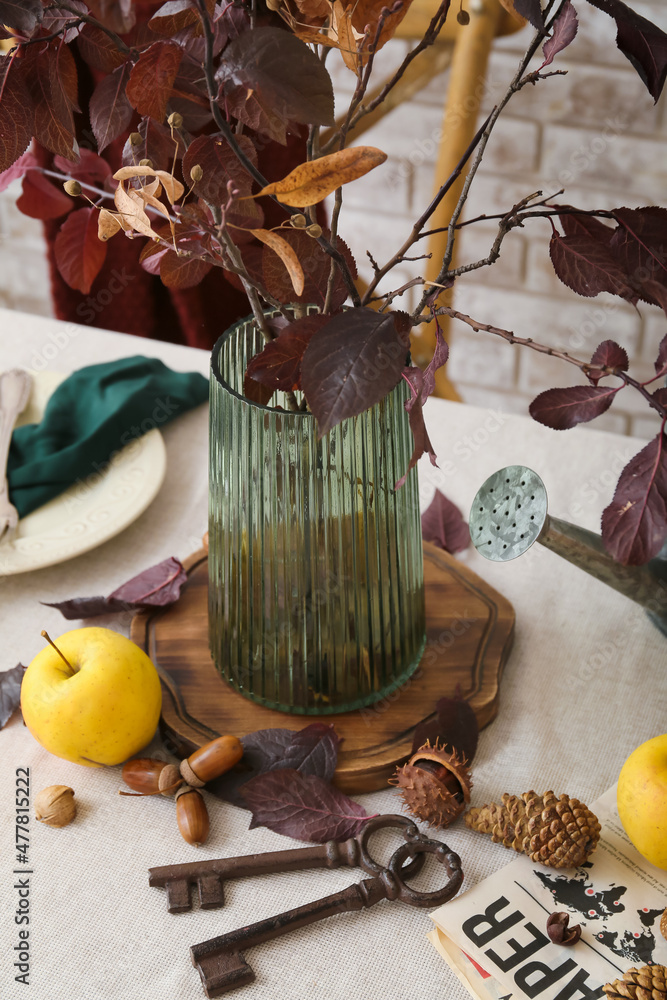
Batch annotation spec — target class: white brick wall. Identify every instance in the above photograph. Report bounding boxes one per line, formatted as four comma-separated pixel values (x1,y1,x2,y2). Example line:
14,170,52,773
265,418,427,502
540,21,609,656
1,2,667,442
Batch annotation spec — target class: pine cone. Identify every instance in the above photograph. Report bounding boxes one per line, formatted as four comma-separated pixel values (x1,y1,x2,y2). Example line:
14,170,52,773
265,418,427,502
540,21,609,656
603,965,667,1000
465,790,601,867
389,741,472,829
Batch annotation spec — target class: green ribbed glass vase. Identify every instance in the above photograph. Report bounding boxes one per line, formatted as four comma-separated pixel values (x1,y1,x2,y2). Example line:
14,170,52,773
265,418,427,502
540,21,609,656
208,314,425,714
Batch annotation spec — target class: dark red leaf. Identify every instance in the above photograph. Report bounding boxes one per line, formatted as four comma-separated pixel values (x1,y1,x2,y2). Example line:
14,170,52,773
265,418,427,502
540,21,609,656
216,26,334,129
245,315,328,392
149,0,199,35
17,170,72,219
655,334,667,376
0,57,34,174
54,149,112,186
530,385,620,429
0,664,25,730
642,281,667,319
558,211,614,243
421,490,470,555
54,206,107,294
609,207,667,305
243,374,274,406
512,0,545,31
77,23,128,72
262,229,356,310
301,308,408,438
242,769,372,842
590,340,629,372
182,132,256,207
222,84,286,144
395,321,448,488
85,0,135,34
0,149,37,193
41,1,88,42
159,250,213,289
25,42,79,160
549,231,636,301
167,53,213,132
412,693,479,762
653,387,667,408
0,0,41,35
601,434,667,564
542,0,578,66
584,0,667,102
44,556,187,618
122,117,187,170
127,41,182,122
90,63,133,153
208,723,340,808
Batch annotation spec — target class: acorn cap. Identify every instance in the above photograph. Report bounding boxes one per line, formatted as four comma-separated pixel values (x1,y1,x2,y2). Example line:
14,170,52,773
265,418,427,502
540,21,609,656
465,790,601,868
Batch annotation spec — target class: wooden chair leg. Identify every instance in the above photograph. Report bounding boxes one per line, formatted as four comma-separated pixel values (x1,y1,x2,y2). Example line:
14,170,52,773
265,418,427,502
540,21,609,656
410,0,503,400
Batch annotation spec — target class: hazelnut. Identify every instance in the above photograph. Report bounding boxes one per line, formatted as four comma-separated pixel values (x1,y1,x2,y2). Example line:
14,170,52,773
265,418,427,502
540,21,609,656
34,785,76,828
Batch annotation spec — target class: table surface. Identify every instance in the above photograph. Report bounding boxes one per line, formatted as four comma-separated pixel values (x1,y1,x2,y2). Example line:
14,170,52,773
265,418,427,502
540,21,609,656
0,307,665,1000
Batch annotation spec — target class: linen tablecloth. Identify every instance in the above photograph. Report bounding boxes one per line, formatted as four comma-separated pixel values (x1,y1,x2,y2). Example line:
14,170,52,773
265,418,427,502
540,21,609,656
0,307,664,1000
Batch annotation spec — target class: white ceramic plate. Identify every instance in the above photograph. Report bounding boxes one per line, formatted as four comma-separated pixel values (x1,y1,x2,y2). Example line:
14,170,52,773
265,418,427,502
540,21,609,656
0,370,166,576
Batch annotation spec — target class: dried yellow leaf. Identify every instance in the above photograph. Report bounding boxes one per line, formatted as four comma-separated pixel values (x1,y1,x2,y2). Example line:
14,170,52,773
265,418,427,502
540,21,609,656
97,209,122,241
257,147,387,207
251,228,305,296
114,184,160,240
113,166,184,204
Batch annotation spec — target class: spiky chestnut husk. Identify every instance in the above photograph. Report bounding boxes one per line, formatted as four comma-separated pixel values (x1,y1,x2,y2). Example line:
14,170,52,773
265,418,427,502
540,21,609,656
603,965,667,1000
389,741,472,829
465,790,601,868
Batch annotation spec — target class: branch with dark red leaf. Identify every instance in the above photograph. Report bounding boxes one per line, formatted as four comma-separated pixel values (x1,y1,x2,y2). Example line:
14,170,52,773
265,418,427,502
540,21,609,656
541,0,578,68
42,556,187,619
601,427,667,565
584,0,667,102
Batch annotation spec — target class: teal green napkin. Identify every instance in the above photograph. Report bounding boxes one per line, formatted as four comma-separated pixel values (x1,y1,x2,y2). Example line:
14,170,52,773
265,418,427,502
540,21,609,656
8,356,208,518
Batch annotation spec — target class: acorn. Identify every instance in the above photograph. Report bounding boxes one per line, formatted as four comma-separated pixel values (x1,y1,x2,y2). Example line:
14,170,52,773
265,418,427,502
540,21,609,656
389,741,472,828
176,787,209,847
120,758,183,797
465,790,601,868
179,734,244,787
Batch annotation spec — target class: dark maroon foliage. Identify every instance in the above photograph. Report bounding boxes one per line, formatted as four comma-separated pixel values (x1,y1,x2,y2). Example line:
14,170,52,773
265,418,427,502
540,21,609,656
601,433,667,565
44,556,187,618
411,692,479,763
0,664,25,730
395,320,449,489
529,385,620,429
300,308,409,437
541,1,578,67
514,0,545,31
244,314,328,393
584,0,667,102
421,490,470,554
208,723,340,809
243,769,373,842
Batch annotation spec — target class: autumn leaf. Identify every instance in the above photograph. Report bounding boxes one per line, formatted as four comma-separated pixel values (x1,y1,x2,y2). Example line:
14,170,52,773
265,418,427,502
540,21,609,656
242,769,373,842
159,250,213,288
250,229,304,296
411,692,479,763
549,230,636,301
245,315,328,392
0,59,35,172
182,133,256,207
542,0,578,67
54,207,107,293
258,147,387,207
113,183,160,239
0,664,24,730
17,170,73,220
395,320,448,489
85,0,135,34
44,557,188,618
126,41,182,122
24,42,79,160
114,165,184,204
601,434,667,564
77,24,129,72
0,0,42,34
585,0,667,102
421,490,470,555
90,63,133,153
301,308,408,438
98,208,123,241
529,385,620,429
122,118,186,171
262,229,356,310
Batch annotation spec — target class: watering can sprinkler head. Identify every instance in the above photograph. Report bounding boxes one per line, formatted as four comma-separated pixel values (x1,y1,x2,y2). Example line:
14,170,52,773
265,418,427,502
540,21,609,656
469,465,667,635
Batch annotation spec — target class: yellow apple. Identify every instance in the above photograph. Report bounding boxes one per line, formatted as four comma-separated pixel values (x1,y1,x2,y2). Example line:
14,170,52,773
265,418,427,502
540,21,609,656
617,734,667,871
21,627,162,767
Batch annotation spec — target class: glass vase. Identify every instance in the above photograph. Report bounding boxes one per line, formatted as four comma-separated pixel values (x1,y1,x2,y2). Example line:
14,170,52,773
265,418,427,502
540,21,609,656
208,313,426,713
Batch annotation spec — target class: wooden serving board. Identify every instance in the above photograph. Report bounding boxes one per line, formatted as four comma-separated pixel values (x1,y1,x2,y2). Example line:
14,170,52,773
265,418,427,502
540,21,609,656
130,541,514,793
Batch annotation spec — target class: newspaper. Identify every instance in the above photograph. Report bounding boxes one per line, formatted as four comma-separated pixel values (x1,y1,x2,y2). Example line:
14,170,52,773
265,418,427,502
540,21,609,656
430,786,667,1000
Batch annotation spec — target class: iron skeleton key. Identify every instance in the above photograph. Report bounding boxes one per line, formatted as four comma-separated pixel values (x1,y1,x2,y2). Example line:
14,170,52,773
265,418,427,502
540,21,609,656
189,837,463,998
149,814,422,913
